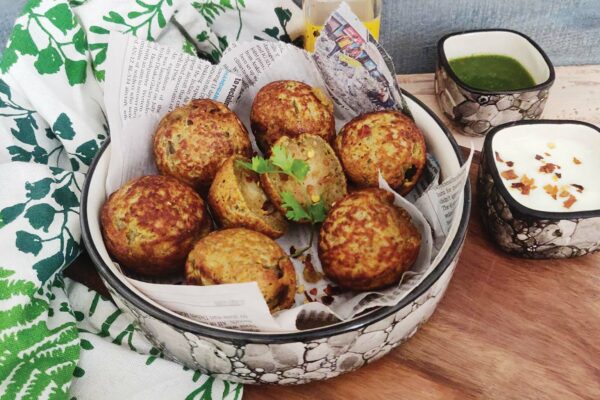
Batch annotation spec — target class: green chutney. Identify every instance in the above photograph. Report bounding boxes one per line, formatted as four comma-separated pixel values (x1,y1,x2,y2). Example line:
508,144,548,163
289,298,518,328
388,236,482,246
448,54,536,91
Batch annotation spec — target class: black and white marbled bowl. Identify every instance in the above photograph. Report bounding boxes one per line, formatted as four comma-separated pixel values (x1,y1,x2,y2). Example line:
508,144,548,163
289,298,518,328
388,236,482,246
478,120,600,259
80,92,471,385
435,29,555,137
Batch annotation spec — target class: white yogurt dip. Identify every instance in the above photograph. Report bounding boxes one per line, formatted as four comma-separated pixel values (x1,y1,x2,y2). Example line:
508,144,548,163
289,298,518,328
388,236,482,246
492,123,600,212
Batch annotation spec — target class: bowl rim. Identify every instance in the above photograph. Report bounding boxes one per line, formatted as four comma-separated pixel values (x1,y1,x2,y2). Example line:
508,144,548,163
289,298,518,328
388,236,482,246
437,28,556,96
483,119,600,219
80,91,472,344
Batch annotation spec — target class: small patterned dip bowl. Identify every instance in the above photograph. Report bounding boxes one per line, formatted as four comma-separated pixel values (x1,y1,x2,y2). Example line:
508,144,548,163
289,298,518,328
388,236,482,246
81,92,471,385
436,29,555,137
478,120,600,258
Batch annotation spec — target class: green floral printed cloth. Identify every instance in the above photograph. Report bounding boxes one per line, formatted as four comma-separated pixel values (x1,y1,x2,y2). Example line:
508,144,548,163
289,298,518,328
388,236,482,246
0,0,302,398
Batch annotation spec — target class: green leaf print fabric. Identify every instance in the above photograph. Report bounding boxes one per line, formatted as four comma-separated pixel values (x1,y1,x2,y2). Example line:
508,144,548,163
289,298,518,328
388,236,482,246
0,0,302,398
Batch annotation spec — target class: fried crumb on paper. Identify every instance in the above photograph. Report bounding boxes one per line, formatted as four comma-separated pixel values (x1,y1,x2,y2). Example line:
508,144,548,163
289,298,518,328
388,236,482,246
302,254,323,283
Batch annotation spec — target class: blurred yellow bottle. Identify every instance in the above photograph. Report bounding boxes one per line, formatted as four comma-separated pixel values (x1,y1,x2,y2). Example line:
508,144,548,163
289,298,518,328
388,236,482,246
303,0,382,52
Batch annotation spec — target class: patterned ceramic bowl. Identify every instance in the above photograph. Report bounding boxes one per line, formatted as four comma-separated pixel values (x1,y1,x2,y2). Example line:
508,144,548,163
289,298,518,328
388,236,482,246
435,29,555,137
81,92,471,385
478,120,600,258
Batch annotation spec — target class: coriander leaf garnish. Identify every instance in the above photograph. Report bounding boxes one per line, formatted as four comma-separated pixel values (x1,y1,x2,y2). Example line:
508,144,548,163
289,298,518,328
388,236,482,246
282,191,327,258
270,145,294,171
271,145,310,181
289,160,310,182
281,191,311,222
237,156,279,175
238,147,324,258
237,146,310,182
307,201,327,224
281,191,327,224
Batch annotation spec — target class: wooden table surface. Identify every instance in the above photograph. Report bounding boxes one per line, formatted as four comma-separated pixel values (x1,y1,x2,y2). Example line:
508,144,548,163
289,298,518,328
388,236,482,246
400,65,600,151
66,66,600,400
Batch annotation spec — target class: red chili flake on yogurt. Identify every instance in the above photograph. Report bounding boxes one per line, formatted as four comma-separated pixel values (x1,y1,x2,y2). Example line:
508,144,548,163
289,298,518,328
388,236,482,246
501,169,518,180
559,189,571,198
571,184,584,193
555,173,562,179
539,163,560,174
506,161,514,167
511,182,524,190
573,157,582,165
511,182,535,195
309,288,318,296
535,154,544,161
543,184,558,200
495,151,504,162
563,195,577,209
511,175,536,195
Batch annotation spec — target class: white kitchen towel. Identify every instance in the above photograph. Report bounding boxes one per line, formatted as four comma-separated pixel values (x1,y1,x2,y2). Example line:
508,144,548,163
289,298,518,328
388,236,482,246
0,0,302,398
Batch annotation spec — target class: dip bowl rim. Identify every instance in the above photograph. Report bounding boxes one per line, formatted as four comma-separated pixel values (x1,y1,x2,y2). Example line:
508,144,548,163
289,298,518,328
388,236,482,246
483,119,600,220
437,28,556,96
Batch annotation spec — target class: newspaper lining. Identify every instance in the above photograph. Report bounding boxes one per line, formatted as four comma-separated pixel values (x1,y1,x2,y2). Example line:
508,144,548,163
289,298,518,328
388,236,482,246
104,35,243,194
101,3,472,332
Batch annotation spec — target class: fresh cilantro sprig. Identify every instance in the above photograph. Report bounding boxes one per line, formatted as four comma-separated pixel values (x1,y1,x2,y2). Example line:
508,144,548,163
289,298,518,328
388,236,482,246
281,192,326,224
238,146,326,258
237,145,309,181
237,156,278,175
271,145,310,181
281,191,326,258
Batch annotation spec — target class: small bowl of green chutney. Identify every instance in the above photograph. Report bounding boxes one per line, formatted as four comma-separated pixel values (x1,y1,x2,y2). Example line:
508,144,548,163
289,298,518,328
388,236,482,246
435,29,555,136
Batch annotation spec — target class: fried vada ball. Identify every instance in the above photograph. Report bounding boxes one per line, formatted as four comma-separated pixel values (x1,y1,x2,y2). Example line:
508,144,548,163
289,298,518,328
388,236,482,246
336,110,426,195
250,80,335,152
101,175,212,277
318,189,421,291
153,99,252,188
261,134,347,222
185,228,296,312
208,155,288,238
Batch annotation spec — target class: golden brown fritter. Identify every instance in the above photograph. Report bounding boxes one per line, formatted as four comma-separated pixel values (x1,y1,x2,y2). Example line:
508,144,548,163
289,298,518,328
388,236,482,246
101,175,212,277
318,189,421,291
185,228,297,312
153,99,252,188
208,155,288,238
250,80,335,152
336,110,426,195
260,134,347,222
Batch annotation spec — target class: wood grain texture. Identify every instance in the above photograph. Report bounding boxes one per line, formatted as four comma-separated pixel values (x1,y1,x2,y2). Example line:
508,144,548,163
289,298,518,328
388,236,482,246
397,65,600,150
243,151,600,400
64,67,600,400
